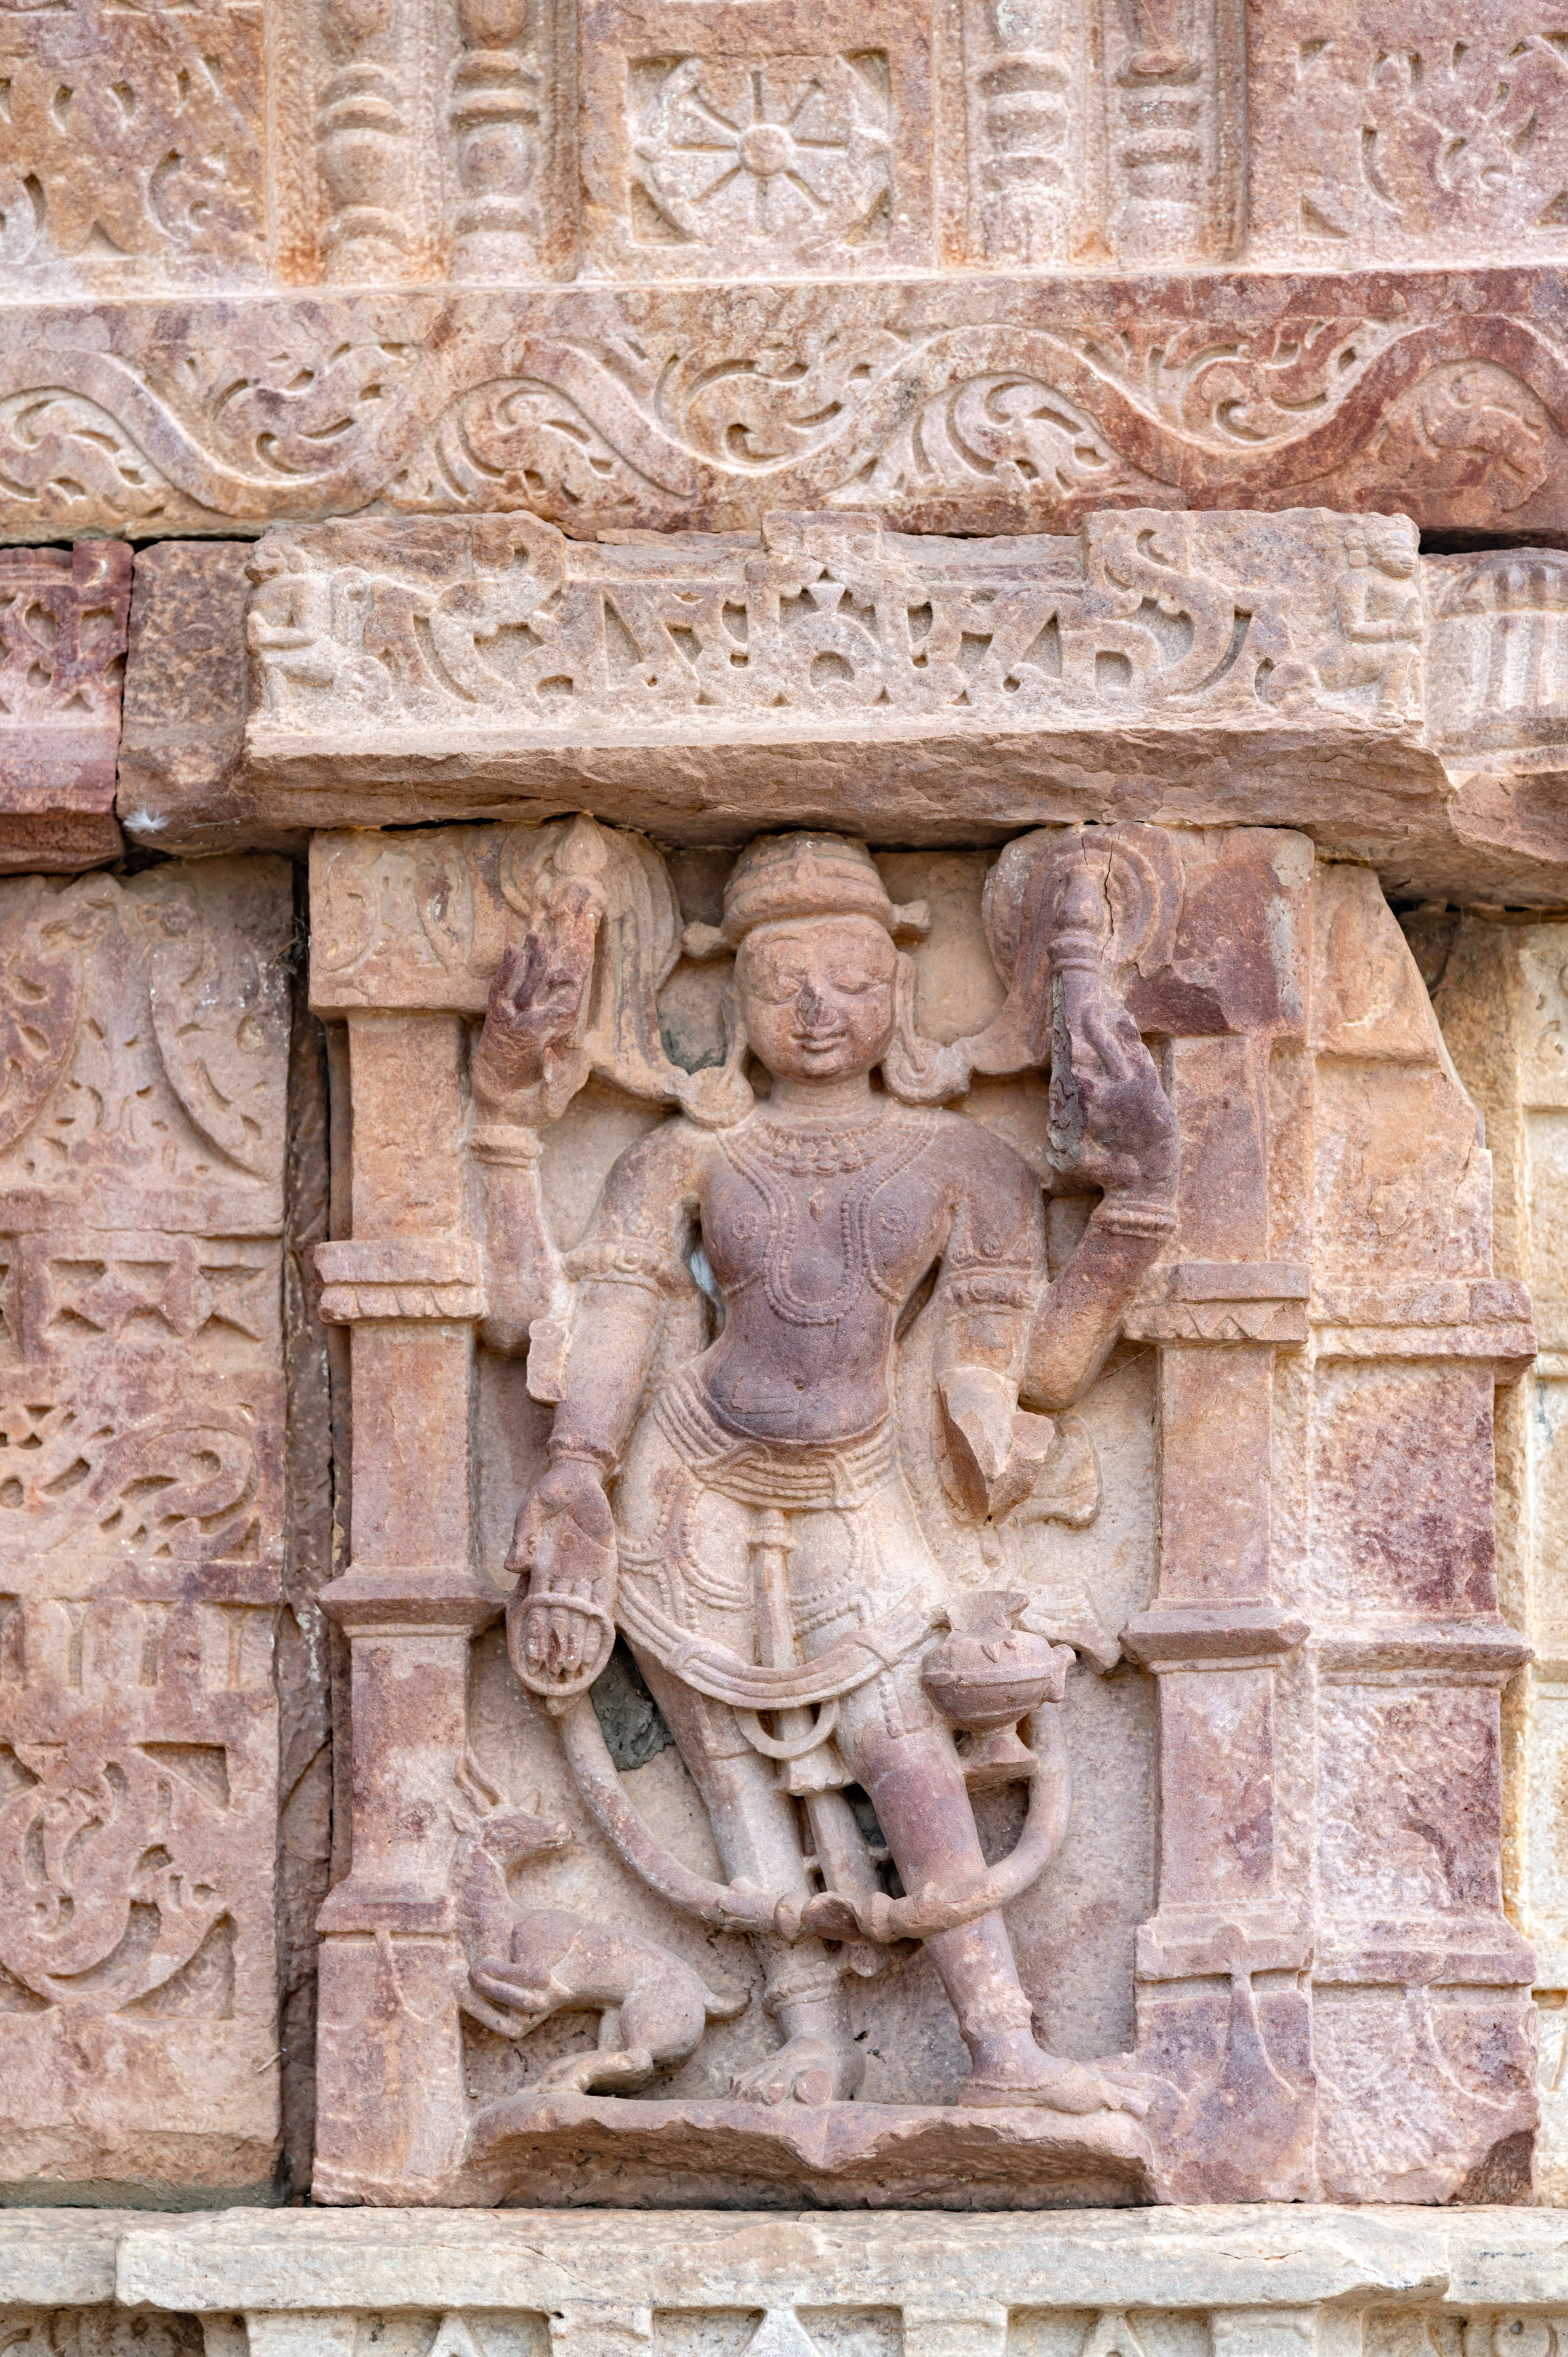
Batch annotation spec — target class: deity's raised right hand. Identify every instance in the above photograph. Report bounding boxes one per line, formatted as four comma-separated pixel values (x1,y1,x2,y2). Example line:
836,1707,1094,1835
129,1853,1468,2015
505,1456,618,1699
472,877,603,1113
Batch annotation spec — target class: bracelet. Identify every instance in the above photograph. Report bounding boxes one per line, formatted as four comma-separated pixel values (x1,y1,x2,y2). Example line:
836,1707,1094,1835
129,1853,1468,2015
547,1437,616,1470
1094,1197,1177,1238
470,1122,543,1166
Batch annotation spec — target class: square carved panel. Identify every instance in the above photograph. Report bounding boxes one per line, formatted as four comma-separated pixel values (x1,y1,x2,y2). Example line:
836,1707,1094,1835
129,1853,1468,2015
578,0,933,274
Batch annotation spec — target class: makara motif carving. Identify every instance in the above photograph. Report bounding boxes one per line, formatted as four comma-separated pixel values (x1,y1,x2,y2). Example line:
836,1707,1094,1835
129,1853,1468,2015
244,507,1420,742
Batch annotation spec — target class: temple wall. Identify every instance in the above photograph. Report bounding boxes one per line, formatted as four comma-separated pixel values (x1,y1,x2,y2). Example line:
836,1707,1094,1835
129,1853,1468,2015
8,0,1568,2332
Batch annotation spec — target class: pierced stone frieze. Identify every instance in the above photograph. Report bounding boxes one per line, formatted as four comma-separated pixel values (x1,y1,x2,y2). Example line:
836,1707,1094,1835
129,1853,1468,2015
243,506,1422,742
304,810,1532,2208
111,507,1568,907
0,858,293,2197
237,501,1435,858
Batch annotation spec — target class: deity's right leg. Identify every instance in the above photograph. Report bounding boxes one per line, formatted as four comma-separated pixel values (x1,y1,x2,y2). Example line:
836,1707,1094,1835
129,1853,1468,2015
632,1648,862,2106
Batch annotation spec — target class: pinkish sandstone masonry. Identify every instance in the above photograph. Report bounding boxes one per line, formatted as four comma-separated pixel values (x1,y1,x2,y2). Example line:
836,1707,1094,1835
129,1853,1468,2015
3,0,1568,2334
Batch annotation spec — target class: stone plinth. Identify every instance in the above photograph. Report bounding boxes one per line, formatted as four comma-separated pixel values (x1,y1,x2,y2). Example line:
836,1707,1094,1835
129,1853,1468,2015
5,2205,1568,2356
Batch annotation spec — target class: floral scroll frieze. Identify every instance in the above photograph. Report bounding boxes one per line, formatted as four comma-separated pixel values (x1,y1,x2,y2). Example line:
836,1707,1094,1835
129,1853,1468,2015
3,283,1568,543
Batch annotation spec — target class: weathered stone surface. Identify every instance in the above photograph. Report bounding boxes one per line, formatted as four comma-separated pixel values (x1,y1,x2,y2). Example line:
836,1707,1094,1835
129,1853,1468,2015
1415,908,1568,2207
0,858,294,2197
7,273,1568,548
4,0,1568,312
0,543,129,874
299,812,1534,2209
118,543,299,861
0,2200,1561,2352
101,507,1568,904
114,506,1568,904
0,0,266,294
1248,17,1568,269
105,2200,1489,2311
4,0,1565,2249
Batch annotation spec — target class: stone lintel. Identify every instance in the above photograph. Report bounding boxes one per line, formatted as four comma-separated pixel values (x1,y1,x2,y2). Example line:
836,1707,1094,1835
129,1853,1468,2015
100,2203,1468,2314
101,506,1568,904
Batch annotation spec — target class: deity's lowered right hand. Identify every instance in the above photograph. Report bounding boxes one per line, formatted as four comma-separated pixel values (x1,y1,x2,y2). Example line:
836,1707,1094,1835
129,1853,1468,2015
507,1449,619,1698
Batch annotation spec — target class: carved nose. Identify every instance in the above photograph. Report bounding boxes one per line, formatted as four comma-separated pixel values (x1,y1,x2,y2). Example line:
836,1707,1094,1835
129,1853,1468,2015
797,984,828,1024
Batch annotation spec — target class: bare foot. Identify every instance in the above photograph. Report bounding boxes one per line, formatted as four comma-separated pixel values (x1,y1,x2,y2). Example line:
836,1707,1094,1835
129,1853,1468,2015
965,2050,1149,2117
731,2032,865,2107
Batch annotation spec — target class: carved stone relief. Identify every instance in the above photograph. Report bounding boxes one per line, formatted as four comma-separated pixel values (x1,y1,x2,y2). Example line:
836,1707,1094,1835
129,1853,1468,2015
0,857,293,2196
13,0,1568,302
302,808,1532,2208
0,543,130,875
1249,13,1568,266
9,279,1568,548
99,507,1568,912
242,507,1419,745
0,0,267,288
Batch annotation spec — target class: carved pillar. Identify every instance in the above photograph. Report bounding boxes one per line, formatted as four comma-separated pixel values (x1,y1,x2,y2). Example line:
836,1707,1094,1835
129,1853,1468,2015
312,1011,500,2203
314,0,436,283
1100,0,1246,265
960,0,1088,265
1124,1027,1317,2202
1303,869,1538,2204
1424,910,1568,2199
448,0,576,278
450,0,541,277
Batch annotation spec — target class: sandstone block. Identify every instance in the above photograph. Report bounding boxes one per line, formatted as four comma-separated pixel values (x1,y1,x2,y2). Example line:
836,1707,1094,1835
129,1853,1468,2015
0,858,294,2199
7,276,1568,549
117,541,296,859
12,2201,1568,2357
98,505,1568,905
0,542,129,872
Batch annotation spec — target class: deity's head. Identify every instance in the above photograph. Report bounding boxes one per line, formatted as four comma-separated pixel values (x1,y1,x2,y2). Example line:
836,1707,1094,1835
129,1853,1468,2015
684,834,928,1090
1345,516,1417,580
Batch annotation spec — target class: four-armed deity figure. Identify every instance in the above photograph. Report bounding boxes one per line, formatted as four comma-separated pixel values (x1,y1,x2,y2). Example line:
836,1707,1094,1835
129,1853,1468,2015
473,828,1179,2115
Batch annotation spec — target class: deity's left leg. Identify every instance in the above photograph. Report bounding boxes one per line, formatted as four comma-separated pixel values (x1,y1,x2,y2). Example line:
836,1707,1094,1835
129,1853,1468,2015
837,1666,1140,2113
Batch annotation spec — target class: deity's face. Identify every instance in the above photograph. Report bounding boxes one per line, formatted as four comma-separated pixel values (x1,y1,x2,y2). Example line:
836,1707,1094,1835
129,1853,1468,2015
736,915,898,1085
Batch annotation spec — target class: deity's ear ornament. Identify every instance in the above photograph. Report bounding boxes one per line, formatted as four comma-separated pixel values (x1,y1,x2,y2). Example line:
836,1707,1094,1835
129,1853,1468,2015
881,955,972,1105
675,981,755,1129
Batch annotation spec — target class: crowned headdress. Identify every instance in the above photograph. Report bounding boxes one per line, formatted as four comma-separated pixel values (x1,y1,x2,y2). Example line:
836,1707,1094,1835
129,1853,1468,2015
683,833,929,960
